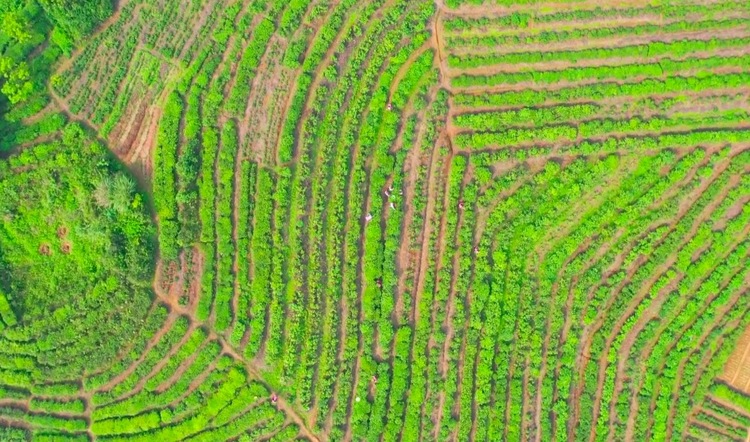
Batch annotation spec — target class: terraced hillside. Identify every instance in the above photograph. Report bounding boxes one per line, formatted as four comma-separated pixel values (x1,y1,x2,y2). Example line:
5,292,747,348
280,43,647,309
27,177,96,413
2,0,750,440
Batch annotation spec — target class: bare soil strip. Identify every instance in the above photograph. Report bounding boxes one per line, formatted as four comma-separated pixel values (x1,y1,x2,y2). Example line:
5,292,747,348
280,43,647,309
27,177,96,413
722,325,750,394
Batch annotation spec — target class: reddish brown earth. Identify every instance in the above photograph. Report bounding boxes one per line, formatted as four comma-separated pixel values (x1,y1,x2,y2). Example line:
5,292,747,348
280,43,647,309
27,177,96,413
721,325,750,394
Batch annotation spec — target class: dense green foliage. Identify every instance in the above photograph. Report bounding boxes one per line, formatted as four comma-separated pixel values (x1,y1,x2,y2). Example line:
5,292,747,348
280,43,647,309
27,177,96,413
0,123,155,378
37,0,112,41
2,0,750,440
0,0,111,108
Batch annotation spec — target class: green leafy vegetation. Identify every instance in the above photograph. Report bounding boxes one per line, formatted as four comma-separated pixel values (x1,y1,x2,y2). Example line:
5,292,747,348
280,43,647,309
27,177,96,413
2,0,750,440
0,123,155,380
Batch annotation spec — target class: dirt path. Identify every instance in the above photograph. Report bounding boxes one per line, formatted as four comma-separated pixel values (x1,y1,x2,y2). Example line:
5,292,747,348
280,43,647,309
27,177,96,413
425,135,453,439
386,52,433,323
448,22,750,55
221,345,321,442
435,163,472,436
454,120,750,155
303,13,397,431
176,0,225,61
456,210,484,442
20,102,61,126
403,121,446,436
700,406,749,433
388,43,432,101
411,102,446,329
96,312,178,397
393,84,436,325
448,43,750,78
565,164,698,437
621,174,741,440
587,162,739,440
431,1,456,123
443,15,667,41
439,0,653,17
270,0,369,168
551,234,621,439
229,122,245,339
531,243,591,440
396,140,434,439
450,84,750,115
584,253,675,438
113,323,199,403
52,0,133,76
153,339,210,393
473,148,627,440
392,130,421,321
301,0,427,437
152,273,321,441
708,394,750,420
449,60,750,95
201,39,240,328
669,270,750,439
620,166,741,434
47,86,98,131
722,323,750,393
433,142,454,380
691,417,744,440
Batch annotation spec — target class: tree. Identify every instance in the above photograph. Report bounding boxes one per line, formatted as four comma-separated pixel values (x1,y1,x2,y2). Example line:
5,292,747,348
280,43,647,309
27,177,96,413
1,62,33,104
1,11,30,42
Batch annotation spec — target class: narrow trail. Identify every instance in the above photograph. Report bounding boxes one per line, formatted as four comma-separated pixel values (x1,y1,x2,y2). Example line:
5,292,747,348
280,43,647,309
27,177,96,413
432,2,455,100
438,0,653,17
708,395,750,420
152,281,321,441
530,231,608,437
623,180,745,439
450,85,750,115
272,0,369,168
411,92,445,328
20,102,60,126
153,339,209,393
393,80,437,321
10,0,750,440
586,164,740,439
424,135,453,440
97,312,178,395
447,26,750,56
222,345,321,442
398,84,445,440
678,303,750,439
691,417,744,440
52,0,133,77
242,43,286,163
449,63,750,95
585,253,678,439
229,137,245,341
176,0,225,62
669,273,750,439
699,406,748,434
436,163,472,414
47,86,98,131
112,323,199,403
448,44,750,77
385,56,433,323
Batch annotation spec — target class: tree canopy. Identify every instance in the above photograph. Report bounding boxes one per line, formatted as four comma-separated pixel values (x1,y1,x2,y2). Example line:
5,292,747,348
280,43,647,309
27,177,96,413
0,123,156,379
